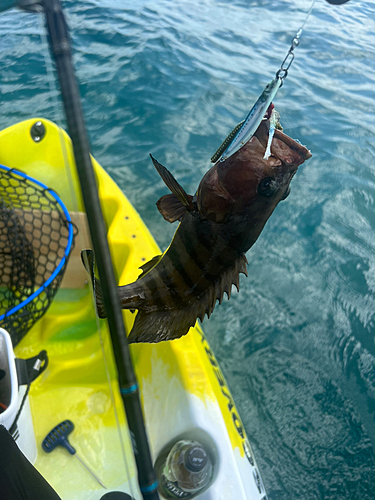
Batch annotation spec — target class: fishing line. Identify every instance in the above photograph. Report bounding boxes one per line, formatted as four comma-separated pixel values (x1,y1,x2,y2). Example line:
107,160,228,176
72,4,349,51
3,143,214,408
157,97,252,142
299,0,317,34
37,11,79,213
37,12,63,125
276,0,317,82
38,11,79,218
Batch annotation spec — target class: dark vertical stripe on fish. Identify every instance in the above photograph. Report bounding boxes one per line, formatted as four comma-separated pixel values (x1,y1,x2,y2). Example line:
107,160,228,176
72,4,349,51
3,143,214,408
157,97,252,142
141,271,177,310
155,253,192,307
185,217,240,280
169,231,212,295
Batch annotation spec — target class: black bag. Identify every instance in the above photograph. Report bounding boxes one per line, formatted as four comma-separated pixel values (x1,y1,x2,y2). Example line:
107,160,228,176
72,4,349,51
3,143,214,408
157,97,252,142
0,425,61,500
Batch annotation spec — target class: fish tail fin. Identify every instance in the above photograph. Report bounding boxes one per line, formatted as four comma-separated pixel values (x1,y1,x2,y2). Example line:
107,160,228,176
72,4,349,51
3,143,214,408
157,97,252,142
93,276,107,318
81,249,147,318
81,249,107,318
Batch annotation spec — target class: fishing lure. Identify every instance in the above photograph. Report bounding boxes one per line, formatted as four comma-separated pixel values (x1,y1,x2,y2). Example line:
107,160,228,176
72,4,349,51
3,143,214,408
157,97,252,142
263,108,280,160
218,78,282,162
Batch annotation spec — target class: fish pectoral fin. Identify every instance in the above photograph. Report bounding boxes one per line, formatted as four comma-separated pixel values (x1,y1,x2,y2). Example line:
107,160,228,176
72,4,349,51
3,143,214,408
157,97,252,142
81,249,107,318
150,154,194,210
138,254,162,278
127,309,196,344
156,193,193,223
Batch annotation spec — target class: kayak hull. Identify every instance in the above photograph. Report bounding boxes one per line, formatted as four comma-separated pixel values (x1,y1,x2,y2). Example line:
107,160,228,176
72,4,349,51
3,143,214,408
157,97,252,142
0,118,266,500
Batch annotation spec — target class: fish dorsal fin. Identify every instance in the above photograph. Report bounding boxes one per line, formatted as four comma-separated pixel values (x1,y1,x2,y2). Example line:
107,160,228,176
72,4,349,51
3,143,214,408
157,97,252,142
137,254,162,279
150,154,194,210
156,193,193,223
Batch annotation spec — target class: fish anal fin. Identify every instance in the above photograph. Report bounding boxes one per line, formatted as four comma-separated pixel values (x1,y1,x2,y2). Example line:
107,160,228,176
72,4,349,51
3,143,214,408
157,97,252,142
138,254,162,279
128,309,196,344
156,194,193,223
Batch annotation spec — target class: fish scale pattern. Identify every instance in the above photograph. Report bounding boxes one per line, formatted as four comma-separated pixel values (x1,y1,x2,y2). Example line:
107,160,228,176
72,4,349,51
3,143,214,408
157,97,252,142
0,167,74,345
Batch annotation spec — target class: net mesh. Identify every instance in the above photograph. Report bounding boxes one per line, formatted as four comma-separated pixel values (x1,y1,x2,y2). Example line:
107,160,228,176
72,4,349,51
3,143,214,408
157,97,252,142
0,166,75,346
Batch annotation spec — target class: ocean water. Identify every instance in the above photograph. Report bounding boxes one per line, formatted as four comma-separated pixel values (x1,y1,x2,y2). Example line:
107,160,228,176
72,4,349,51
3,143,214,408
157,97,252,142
1,1,375,499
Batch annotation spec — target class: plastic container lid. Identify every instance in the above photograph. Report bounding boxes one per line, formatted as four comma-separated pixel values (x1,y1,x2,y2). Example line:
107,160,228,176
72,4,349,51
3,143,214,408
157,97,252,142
185,445,208,472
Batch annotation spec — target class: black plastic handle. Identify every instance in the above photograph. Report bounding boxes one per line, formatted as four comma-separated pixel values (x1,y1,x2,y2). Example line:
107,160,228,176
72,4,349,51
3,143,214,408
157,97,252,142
42,420,76,455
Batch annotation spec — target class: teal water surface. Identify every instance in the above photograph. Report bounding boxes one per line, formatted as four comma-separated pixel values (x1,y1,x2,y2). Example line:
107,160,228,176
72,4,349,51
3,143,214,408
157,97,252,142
1,1,375,499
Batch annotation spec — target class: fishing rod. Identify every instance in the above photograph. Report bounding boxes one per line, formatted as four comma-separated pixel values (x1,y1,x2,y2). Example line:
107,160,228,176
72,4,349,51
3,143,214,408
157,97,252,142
0,0,159,498
41,1,159,497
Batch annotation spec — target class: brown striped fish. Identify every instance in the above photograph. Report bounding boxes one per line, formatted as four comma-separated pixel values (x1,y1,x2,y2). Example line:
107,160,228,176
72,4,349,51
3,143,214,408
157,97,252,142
83,114,311,343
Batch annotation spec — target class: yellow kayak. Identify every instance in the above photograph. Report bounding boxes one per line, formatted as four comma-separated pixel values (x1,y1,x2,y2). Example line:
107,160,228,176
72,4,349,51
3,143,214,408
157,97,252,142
0,118,266,500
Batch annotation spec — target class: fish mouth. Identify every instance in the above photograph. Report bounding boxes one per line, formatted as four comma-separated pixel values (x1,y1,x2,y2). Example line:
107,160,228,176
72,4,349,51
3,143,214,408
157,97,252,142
273,128,312,161
255,108,312,164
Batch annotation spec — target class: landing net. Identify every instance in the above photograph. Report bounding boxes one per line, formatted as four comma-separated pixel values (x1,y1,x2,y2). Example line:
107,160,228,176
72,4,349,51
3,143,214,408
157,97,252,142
0,165,74,345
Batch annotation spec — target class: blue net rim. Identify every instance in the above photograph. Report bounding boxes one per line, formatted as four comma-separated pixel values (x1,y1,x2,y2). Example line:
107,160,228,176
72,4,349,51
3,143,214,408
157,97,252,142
0,164,74,321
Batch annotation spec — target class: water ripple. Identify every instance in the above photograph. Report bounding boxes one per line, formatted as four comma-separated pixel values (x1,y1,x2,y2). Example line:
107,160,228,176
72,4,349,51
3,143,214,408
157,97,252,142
1,1,375,499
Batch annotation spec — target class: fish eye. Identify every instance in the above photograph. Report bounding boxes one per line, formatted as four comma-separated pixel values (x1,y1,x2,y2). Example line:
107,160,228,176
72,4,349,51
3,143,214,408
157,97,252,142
257,177,278,197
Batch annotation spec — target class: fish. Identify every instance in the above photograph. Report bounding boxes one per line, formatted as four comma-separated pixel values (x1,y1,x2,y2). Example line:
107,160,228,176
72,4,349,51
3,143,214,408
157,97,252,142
82,112,312,344
218,78,282,162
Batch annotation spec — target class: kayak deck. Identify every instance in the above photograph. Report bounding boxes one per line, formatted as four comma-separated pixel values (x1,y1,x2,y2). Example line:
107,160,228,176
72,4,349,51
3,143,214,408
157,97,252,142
0,119,265,500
